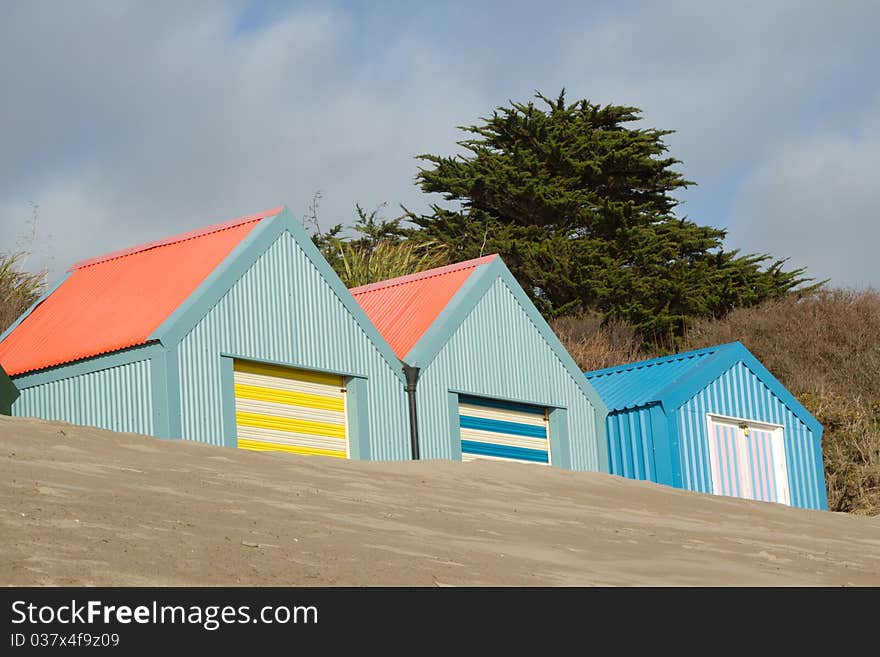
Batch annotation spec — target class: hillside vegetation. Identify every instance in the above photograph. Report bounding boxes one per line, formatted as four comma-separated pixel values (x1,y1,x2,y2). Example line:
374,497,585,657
553,289,880,515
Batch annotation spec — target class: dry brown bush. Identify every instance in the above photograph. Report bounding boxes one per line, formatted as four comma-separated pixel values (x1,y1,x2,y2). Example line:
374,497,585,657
797,392,880,514
551,313,655,371
685,289,880,400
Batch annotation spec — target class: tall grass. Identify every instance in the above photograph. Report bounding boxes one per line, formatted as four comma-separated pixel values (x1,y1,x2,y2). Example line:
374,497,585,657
334,239,449,288
0,251,47,334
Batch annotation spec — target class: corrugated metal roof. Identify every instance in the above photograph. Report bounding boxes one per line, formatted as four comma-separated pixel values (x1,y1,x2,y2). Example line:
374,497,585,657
584,345,723,411
0,207,281,376
350,255,497,359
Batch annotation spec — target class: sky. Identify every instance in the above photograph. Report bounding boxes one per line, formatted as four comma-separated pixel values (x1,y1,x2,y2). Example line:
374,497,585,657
1,0,878,288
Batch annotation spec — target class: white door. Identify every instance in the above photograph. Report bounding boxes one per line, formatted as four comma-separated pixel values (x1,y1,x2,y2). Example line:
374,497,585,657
706,415,790,505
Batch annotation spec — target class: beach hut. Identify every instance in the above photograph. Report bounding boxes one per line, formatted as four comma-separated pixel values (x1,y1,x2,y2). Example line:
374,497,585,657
351,255,608,471
584,342,827,510
0,206,411,461
0,364,17,415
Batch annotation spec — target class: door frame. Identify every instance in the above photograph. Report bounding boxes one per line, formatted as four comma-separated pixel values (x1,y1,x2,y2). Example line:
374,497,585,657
227,356,351,459
705,413,790,505
454,392,552,465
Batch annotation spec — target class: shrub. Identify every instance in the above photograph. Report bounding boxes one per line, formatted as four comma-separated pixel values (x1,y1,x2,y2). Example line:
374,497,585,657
0,251,46,334
686,289,880,515
332,239,449,288
551,313,652,372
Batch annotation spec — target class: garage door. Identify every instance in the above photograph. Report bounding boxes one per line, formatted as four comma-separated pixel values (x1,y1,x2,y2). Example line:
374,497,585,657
458,395,550,464
233,359,348,458
706,415,790,505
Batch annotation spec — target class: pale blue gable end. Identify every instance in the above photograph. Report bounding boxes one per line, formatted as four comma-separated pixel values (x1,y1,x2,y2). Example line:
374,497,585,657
676,361,826,510
150,207,404,376
173,228,410,458
412,261,607,471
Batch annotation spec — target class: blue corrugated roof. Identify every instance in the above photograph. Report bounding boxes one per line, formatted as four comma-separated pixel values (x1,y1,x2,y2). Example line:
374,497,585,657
583,341,823,436
584,344,733,411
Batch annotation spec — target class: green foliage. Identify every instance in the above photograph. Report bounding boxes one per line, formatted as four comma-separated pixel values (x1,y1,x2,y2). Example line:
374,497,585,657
407,90,818,341
349,203,411,248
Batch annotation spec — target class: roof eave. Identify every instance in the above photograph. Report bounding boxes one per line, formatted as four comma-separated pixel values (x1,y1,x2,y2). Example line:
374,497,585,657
606,399,663,414
149,206,407,383
657,341,823,435
400,258,499,370
0,271,73,347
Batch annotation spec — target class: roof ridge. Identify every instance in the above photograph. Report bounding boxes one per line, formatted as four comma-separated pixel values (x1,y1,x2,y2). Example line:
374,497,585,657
584,343,733,378
68,206,283,271
349,254,497,295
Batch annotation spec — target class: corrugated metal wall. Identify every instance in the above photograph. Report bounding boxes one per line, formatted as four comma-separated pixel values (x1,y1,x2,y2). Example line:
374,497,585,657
416,278,603,471
606,405,656,481
176,231,410,459
676,361,825,510
13,358,154,435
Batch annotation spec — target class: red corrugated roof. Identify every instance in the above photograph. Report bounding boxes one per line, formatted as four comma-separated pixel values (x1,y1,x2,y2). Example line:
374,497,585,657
350,255,497,359
0,207,281,376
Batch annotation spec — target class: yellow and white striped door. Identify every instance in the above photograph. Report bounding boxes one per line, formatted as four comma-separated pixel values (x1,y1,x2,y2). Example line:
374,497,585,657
233,359,348,458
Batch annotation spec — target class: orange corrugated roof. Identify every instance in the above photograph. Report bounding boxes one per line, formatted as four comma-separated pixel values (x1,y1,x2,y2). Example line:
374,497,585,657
0,207,281,376
350,255,497,360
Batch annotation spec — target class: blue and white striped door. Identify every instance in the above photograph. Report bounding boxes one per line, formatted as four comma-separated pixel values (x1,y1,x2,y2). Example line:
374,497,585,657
707,416,790,505
458,395,550,464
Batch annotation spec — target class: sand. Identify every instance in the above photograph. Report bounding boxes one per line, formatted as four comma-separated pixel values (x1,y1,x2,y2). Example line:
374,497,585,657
1,415,878,586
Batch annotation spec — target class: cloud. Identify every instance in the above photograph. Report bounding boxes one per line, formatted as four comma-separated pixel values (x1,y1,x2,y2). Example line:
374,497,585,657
0,1,494,279
726,94,880,289
548,1,879,227
0,0,878,289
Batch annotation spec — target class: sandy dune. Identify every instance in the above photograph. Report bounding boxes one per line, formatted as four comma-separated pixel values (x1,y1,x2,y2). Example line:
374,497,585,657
1,415,878,586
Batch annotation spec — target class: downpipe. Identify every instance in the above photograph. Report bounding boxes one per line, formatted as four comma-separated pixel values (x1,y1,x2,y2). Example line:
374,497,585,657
403,365,420,460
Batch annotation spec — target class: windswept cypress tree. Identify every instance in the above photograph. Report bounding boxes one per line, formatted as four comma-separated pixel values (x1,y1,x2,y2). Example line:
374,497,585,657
407,90,815,341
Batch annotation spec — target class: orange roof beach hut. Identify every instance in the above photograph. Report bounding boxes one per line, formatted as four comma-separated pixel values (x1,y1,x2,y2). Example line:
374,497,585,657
0,207,411,461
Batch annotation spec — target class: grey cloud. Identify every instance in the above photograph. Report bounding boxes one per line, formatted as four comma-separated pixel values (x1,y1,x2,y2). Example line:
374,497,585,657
1,0,878,289
0,2,493,280
727,95,880,289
